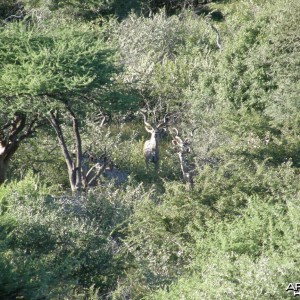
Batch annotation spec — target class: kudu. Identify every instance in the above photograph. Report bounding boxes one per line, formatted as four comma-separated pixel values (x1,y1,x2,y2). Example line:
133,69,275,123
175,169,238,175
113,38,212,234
171,128,196,189
141,112,168,172
82,151,127,188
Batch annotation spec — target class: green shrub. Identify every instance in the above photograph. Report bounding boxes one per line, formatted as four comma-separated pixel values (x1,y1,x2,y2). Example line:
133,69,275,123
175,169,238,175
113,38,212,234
0,174,146,299
151,195,300,299
113,10,217,110
113,155,300,299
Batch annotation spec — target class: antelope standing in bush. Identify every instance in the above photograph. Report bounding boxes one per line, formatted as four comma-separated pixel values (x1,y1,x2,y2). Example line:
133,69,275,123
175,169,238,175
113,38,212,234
171,128,196,189
82,151,127,187
141,112,167,172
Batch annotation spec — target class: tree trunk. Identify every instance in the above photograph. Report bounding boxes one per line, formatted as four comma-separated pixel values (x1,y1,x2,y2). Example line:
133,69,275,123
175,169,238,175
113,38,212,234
0,144,18,185
49,109,109,193
49,111,77,192
68,108,83,192
49,109,84,193
0,156,8,184
0,113,37,185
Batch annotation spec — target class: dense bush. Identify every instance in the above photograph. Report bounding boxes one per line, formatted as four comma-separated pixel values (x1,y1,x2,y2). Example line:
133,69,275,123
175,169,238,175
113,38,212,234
112,10,218,111
151,194,300,299
0,174,146,299
112,156,300,298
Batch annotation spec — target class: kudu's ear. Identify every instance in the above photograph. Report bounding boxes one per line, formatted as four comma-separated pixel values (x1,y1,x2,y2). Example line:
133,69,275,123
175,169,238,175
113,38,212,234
175,136,183,144
172,139,178,145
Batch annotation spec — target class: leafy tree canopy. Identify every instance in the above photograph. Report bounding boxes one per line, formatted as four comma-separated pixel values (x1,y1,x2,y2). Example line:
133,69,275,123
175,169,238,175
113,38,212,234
0,18,117,116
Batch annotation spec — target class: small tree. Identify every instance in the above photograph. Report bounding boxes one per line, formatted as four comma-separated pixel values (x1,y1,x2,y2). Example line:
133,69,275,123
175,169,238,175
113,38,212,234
0,17,122,190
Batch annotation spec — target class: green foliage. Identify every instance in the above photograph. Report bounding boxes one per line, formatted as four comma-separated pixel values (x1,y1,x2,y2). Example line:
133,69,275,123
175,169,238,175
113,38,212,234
23,0,144,20
202,0,300,116
151,195,300,299
113,10,218,110
0,0,20,19
112,155,300,298
9,132,70,188
0,18,116,114
0,174,145,299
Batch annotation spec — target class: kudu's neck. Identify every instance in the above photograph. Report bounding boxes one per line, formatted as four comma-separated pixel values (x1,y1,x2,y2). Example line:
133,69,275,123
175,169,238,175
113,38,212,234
177,152,189,173
149,130,158,146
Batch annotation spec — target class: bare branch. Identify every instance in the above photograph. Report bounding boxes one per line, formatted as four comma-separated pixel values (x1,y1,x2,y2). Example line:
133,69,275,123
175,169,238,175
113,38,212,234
171,127,179,136
191,127,199,137
18,116,38,142
4,15,23,23
48,111,74,175
8,113,26,143
87,163,107,186
66,106,83,191
210,23,222,50
99,116,106,127
205,14,222,50
170,128,195,189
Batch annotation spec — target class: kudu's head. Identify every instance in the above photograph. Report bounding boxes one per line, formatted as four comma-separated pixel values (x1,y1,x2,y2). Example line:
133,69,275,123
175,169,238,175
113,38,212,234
171,128,191,154
141,112,167,140
171,127,197,189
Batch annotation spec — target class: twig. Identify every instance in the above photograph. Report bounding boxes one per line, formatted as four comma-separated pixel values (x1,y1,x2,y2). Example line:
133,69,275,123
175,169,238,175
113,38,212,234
205,12,222,50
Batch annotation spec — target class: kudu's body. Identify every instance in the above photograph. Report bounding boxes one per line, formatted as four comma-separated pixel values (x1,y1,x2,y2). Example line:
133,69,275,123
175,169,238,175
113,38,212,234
82,151,127,187
172,128,196,189
141,112,167,172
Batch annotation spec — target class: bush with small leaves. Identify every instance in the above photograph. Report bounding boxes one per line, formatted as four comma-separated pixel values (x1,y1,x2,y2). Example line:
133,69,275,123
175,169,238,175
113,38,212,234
0,173,147,299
